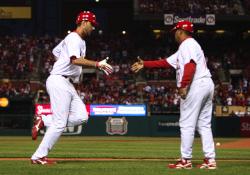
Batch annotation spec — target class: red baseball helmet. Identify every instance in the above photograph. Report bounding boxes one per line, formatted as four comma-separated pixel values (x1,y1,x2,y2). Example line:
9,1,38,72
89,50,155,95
76,11,98,26
171,20,194,33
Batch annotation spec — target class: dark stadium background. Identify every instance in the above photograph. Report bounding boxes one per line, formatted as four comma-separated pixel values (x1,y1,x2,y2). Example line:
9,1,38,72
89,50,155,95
0,0,250,137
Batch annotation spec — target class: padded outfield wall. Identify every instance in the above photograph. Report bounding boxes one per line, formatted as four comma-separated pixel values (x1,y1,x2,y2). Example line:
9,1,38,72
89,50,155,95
0,100,249,137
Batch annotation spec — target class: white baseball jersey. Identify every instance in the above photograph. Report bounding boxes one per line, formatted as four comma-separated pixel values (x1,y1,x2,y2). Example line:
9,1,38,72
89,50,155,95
31,32,89,160
50,32,86,83
166,38,211,87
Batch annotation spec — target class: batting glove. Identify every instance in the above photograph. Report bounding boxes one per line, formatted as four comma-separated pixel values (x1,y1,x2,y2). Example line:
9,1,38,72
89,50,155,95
96,57,113,75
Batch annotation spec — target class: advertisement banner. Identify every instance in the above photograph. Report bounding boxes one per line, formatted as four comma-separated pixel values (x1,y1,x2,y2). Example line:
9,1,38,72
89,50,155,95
240,117,250,137
150,115,180,136
0,7,31,19
215,105,247,117
35,104,90,115
35,104,52,115
35,104,90,135
164,14,215,25
90,104,147,116
158,120,179,132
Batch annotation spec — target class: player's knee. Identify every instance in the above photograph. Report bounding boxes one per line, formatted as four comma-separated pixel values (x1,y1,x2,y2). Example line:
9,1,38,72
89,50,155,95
197,125,211,133
75,118,88,126
68,114,88,126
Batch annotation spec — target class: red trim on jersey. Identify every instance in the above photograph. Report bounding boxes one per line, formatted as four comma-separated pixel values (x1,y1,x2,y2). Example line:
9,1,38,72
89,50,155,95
70,56,77,63
180,60,196,88
143,59,172,68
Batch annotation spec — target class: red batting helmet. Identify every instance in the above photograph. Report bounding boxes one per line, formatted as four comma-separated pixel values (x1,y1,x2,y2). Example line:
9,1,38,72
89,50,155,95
76,11,98,26
171,20,194,33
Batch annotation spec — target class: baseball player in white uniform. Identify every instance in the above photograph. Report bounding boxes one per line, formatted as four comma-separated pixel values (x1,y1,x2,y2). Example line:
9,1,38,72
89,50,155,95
131,20,216,169
31,11,113,165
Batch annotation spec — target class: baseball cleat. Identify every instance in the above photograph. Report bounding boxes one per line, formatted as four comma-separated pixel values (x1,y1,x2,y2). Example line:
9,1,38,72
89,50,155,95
168,158,192,169
32,115,44,140
31,157,56,165
197,158,217,169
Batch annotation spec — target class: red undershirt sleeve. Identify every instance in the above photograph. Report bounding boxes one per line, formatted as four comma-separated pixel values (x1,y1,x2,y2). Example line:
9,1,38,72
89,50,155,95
180,59,196,88
143,59,172,68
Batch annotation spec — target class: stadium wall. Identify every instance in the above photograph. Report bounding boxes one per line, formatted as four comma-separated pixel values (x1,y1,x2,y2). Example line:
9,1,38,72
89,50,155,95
1,99,250,137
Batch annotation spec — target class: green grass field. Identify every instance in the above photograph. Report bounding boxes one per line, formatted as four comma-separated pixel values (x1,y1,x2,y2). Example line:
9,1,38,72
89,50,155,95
0,136,249,175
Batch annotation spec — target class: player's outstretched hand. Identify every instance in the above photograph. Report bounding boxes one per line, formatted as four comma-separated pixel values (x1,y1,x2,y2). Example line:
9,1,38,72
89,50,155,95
131,57,144,73
96,57,113,75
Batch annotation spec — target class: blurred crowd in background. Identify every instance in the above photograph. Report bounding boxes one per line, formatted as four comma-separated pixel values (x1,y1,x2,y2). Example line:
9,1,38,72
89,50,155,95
0,30,250,114
1,0,250,114
137,0,246,15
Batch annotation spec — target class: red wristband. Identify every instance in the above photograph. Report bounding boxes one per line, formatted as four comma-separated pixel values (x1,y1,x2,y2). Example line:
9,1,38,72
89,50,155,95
95,61,99,68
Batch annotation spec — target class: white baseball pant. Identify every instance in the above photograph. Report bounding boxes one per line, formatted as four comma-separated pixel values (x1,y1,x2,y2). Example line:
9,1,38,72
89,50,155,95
179,77,215,159
31,75,88,160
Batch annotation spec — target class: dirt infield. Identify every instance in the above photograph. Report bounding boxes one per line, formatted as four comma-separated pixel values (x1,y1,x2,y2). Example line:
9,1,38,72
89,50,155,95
0,157,250,162
219,138,250,149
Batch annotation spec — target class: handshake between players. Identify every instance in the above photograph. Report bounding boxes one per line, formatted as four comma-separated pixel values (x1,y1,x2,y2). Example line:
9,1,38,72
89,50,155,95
95,56,143,76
